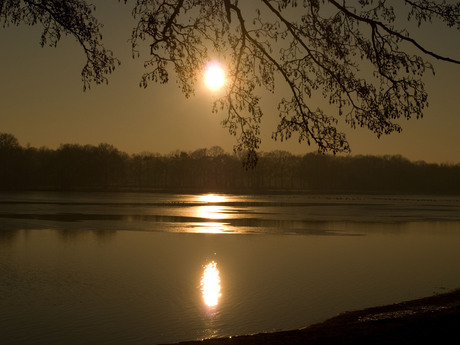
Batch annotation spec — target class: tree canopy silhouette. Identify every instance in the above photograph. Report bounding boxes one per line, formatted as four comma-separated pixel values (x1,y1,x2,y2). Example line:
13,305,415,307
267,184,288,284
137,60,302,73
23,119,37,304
0,0,119,89
2,0,460,165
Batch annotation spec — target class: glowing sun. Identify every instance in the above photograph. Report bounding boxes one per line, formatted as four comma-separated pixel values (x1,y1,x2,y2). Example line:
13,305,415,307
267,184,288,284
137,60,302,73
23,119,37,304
204,61,225,91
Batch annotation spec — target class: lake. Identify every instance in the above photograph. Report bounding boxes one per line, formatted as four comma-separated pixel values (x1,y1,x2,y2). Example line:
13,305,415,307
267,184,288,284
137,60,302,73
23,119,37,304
1,192,460,344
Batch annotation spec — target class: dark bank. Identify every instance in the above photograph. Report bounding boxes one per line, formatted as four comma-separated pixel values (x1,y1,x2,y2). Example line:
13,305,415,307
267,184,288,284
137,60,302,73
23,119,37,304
170,289,460,345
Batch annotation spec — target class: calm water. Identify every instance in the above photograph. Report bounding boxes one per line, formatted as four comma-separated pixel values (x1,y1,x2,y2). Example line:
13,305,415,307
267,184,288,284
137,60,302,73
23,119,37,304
1,192,460,344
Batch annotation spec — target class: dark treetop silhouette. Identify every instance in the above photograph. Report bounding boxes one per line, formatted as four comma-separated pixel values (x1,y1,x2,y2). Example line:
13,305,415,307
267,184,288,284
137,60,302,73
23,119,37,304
2,0,460,166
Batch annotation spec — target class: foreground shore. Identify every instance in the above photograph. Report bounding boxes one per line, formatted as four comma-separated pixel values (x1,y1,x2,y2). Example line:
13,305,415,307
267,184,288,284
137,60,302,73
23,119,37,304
169,289,460,345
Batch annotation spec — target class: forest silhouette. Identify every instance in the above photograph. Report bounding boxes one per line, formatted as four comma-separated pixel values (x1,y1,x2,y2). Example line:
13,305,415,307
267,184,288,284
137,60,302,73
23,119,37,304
1,132,459,194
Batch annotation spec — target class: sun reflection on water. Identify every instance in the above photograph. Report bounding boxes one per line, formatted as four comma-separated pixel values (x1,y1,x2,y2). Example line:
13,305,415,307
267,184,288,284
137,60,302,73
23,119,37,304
193,222,227,234
193,194,232,233
200,194,226,203
197,205,224,220
201,261,221,307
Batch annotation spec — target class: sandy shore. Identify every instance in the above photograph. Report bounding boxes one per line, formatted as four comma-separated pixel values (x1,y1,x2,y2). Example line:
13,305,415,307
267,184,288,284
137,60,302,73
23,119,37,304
168,289,460,345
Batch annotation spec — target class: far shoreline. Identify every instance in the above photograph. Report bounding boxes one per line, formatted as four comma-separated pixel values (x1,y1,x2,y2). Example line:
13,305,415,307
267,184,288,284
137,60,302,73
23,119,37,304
168,289,460,345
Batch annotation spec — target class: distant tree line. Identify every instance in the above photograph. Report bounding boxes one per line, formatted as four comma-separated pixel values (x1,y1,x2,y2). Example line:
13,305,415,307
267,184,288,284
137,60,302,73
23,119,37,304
1,132,459,194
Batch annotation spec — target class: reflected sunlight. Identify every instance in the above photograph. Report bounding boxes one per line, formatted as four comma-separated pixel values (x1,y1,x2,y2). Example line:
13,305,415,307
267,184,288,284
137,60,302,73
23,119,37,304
193,222,227,234
200,194,226,203
201,261,221,307
197,205,224,220
192,194,233,233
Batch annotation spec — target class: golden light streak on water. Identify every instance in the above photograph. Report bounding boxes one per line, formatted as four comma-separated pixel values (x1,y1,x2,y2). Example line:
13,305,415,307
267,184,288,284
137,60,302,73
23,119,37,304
193,222,227,234
193,194,232,233
200,194,226,203
197,205,224,220
201,261,221,307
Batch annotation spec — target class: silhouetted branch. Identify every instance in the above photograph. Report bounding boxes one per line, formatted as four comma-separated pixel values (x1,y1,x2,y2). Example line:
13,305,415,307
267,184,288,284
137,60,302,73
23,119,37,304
1,0,119,89
328,0,460,65
125,0,459,165
3,1,460,164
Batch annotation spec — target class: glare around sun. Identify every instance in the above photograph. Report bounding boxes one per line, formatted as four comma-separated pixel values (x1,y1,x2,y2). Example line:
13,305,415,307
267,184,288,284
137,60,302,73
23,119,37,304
204,62,225,91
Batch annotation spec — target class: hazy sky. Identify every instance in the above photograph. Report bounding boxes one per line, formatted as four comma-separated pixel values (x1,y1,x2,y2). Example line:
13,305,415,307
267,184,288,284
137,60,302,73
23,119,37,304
1,1,460,163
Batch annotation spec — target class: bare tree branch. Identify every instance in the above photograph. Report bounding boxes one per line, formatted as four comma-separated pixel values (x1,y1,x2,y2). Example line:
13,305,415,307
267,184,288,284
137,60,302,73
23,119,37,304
1,0,119,89
5,0,459,166
328,0,460,64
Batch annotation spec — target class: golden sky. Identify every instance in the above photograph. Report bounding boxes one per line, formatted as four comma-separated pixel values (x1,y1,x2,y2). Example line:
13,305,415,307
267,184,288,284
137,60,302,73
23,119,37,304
1,1,460,163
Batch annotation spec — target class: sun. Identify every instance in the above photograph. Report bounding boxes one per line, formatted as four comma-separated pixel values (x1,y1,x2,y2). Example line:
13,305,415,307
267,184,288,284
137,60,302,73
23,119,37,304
204,61,226,91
